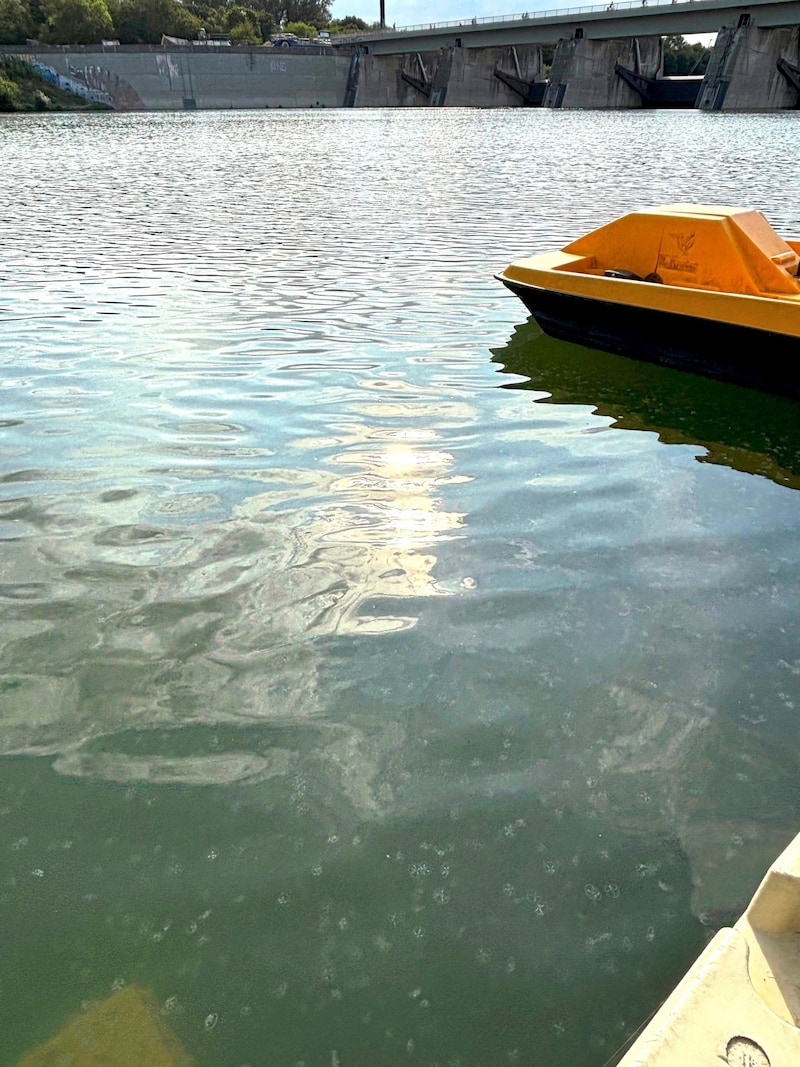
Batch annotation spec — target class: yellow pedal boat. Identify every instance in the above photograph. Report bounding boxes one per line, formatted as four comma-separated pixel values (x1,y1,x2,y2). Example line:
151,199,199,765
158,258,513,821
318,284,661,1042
496,205,800,399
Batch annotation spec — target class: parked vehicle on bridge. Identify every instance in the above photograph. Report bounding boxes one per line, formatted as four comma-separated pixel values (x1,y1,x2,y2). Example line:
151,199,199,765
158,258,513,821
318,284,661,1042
496,204,800,399
270,33,332,48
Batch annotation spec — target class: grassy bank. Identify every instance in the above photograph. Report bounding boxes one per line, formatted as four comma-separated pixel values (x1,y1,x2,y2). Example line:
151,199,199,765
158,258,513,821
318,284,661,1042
0,56,111,111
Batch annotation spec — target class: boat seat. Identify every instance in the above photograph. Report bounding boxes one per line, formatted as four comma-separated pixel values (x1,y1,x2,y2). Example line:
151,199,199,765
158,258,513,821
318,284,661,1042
603,269,663,284
605,269,642,280
770,250,800,276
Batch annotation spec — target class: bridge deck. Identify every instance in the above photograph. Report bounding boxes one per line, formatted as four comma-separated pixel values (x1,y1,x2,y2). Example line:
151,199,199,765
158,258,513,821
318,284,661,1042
333,0,800,51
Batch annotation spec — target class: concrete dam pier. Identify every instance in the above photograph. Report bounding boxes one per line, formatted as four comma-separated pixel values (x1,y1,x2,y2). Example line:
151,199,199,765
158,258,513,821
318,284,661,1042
343,0,800,111
347,23,800,109
347,36,665,109
347,45,545,107
698,20,800,109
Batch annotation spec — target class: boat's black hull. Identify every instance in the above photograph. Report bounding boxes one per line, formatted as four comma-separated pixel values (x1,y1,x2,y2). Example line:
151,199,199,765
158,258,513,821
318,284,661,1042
500,278,800,401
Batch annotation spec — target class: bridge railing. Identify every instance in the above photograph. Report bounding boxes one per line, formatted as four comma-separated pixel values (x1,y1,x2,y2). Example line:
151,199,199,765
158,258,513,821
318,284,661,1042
334,0,698,41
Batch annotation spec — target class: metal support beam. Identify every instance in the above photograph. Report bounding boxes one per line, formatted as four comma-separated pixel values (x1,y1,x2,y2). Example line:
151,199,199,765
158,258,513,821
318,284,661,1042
494,66,546,103
615,62,702,104
401,53,432,96
777,53,800,94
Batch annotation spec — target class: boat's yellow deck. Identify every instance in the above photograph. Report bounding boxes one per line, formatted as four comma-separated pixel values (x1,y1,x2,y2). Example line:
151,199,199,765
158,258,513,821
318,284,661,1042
501,205,800,336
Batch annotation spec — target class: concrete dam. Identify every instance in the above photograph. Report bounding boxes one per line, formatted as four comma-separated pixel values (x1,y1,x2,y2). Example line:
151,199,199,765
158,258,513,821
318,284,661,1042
6,2,800,113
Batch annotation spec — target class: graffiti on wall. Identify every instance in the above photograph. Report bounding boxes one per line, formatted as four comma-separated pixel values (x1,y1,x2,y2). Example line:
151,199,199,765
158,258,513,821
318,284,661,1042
30,60,114,106
155,53,183,81
67,64,145,109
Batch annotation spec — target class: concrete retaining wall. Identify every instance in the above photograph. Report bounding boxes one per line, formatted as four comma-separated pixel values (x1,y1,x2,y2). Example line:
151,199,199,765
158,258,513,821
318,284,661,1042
8,46,351,110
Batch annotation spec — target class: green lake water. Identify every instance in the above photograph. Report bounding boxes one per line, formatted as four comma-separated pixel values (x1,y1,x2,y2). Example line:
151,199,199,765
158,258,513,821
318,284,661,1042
1,107,799,1066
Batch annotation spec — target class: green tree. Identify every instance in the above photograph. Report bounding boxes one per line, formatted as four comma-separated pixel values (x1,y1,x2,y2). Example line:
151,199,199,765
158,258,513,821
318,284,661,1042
0,72,21,108
183,0,227,38
663,34,710,75
228,19,259,40
26,0,48,36
225,4,261,41
255,10,275,37
0,0,34,44
264,0,329,29
327,14,366,33
327,14,380,33
40,0,113,43
283,18,316,36
115,0,201,42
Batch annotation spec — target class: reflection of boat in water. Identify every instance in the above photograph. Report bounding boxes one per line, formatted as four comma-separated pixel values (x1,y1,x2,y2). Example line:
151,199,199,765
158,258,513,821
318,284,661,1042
491,319,800,491
616,829,800,1067
496,205,800,399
